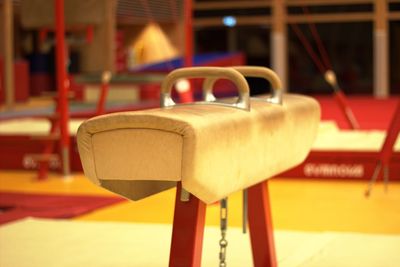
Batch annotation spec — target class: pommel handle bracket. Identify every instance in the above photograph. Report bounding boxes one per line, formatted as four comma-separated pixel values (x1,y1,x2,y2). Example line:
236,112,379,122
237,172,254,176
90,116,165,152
203,66,283,105
161,67,251,111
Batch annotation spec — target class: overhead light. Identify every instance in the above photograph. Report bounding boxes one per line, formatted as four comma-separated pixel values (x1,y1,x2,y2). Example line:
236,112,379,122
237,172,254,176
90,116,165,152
222,16,237,27
176,79,190,93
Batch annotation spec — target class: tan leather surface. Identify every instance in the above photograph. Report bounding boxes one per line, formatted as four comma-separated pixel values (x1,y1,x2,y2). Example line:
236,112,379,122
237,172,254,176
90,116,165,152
77,94,320,204
92,129,183,181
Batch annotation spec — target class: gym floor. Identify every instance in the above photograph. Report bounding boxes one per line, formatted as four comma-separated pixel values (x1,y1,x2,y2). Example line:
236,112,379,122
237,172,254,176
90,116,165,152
1,170,399,234
0,95,399,266
1,171,400,266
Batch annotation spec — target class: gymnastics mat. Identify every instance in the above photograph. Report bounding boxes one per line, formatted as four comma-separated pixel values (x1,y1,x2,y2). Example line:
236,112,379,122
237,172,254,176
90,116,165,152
0,192,124,225
1,218,399,267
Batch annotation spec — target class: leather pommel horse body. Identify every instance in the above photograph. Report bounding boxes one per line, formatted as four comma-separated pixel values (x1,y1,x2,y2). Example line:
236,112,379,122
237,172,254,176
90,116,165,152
77,67,320,267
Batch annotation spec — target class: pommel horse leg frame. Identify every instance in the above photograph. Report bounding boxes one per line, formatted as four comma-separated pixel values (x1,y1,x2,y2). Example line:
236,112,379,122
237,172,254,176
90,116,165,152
169,183,206,267
248,181,277,267
169,67,278,266
365,100,400,197
169,181,277,267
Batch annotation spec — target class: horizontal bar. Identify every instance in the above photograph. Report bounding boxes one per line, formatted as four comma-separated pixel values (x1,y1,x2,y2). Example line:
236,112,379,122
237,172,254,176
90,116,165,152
195,16,272,27
194,11,400,27
195,1,271,10
388,12,400,21
287,12,374,23
195,0,377,9
286,0,374,6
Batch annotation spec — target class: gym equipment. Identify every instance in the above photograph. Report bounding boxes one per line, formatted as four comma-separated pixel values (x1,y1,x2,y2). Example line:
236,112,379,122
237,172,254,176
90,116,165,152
21,71,111,180
282,98,400,181
365,100,400,196
290,7,360,130
77,66,320,266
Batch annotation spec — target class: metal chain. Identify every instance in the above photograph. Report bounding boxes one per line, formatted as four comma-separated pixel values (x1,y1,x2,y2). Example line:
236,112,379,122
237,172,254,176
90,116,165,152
219,198,228,267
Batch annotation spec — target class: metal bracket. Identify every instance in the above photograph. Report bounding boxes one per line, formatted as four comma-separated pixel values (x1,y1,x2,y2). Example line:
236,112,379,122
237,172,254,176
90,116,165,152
180,188,191,202
203,66,283,106
160,67,251,111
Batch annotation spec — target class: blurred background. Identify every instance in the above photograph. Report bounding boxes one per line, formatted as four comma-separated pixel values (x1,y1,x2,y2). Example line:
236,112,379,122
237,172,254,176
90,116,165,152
0,1,399,266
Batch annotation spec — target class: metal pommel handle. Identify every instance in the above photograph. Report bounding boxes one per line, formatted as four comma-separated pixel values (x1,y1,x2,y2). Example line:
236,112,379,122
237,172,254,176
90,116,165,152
161,67,250,110
203,66,283,105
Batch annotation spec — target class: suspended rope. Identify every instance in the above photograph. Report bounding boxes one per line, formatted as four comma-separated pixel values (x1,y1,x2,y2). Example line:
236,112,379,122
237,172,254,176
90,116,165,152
302,7,333,71
289,7,360,129
290,24,326,75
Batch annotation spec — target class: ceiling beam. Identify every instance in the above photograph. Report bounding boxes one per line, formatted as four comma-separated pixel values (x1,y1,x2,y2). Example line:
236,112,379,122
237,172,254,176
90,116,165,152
194,1,271,10
286,0,374,6
287,12,374,23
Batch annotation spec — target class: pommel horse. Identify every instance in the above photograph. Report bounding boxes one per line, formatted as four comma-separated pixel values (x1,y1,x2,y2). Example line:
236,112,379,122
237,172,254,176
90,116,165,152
77,66,320,267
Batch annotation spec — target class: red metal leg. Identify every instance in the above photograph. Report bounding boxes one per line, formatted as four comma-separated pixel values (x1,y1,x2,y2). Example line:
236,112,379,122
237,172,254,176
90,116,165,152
37,162,50,180
184,0,193,68
55,0,71,176
380,100,400,165
181,0,194,103
248,181,277,267
37,120,59,180
169,183,206,267
96,79,110,115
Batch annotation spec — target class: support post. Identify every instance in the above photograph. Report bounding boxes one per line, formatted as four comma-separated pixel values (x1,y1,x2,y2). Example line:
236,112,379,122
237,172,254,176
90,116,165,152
272,0,287,92
54,0,70,176
365,101,400,196
248,181,277,267
3,0,14,109
181,0,194,102
96,71,111,115
104,0,116,72
184,0,193,68
374,0,389,98
169,183,206,267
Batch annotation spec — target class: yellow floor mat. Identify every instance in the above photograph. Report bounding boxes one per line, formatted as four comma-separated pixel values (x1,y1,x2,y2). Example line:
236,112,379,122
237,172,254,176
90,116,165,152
1,218,399,267
1,171,400,234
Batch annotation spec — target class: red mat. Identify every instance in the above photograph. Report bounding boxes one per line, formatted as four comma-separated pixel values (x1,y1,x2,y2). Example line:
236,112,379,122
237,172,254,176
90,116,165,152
0,192,125,225
316,96,399,130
